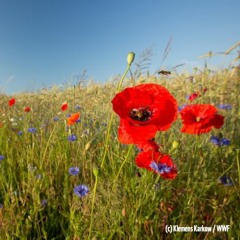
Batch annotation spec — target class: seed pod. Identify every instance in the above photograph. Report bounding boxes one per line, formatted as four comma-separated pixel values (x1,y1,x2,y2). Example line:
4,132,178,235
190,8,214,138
127,52,135,65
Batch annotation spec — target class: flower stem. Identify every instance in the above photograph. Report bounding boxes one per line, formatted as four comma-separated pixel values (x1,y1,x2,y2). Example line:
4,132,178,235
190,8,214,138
117,63,131,92
112,145,133,189
236,149,240,187
100,62,132,169
88,174,98,240
91,55,134,239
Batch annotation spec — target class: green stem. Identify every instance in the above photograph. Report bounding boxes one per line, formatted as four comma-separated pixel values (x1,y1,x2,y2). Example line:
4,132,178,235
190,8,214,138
117,64,131,92
236,149,240,187
112,145,133,189
88,174,98,240
42,125,56,163
100,63,131,169
90,61,132,238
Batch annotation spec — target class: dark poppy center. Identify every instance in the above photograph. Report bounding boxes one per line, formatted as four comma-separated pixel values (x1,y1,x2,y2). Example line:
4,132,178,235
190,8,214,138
130,107,152,122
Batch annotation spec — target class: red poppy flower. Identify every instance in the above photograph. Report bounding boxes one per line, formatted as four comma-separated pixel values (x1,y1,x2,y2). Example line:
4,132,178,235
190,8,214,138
9,98,16,106
135,150,177,179
180,104,224,134
112,83,178,144
188,92,199,101
202,88,208,93
24,106,31,112
61,103,68,111
188,87,208,102
136,139,160,152
67,112,80,126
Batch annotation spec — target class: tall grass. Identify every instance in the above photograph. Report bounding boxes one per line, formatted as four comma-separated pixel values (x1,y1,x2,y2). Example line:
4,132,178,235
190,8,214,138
0,52,240,239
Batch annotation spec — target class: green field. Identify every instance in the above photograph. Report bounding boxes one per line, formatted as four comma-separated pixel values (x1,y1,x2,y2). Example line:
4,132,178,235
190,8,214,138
0,51,240,239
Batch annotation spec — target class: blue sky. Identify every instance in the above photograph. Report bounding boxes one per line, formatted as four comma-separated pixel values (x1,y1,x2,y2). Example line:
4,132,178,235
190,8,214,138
0,0,239,94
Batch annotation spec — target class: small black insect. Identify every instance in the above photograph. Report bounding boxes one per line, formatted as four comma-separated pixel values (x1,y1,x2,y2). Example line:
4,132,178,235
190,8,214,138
156,63,185,76
157,70,171,76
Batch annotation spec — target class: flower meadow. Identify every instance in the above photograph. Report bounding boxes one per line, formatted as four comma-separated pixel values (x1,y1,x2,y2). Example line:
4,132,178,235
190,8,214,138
0,53,240,239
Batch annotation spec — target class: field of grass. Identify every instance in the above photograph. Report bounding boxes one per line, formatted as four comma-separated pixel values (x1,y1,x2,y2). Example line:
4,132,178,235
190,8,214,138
0,54,240,239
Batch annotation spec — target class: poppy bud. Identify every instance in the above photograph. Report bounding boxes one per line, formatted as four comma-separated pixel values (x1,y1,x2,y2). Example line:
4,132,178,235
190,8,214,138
24,106,31,112
127,52,135,65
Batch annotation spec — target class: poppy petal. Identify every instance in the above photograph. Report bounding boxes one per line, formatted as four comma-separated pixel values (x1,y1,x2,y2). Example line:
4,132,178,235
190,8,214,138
135,151,177,179
61,103,68,111
118,119,158,144
180,104,224,134
9,98,16,106
136,139,160,152
67,112,80,126
112,83,178,144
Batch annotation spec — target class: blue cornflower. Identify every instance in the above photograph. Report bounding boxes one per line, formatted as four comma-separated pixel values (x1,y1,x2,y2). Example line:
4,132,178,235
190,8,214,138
74,185,89,198
218,176,233,186
76,119,81,123
150,162,172,174
0,203,3,209
0,155,5,161
28,128,36,133
41,199,48,206
210,136,230,146
17,131,23,136
75,105,81,110
68,167,80,176
68,134,77,141
218,104,232,110
53,116,59,121
36,174,42,179
178,104,187,111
